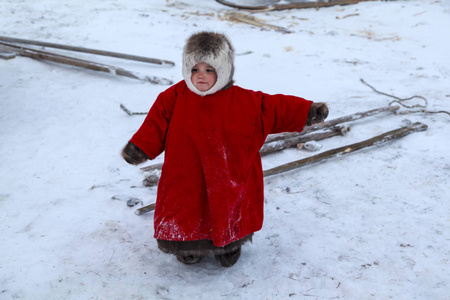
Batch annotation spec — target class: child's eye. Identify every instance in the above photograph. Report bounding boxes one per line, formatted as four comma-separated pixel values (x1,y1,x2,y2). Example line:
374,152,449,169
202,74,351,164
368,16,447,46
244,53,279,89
206,69,215,73
192,68,198,72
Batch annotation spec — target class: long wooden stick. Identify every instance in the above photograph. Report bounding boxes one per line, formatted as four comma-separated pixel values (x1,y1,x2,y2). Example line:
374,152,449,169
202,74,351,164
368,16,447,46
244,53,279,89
263,122,428,177
135,203,155,215
0,35,174,66
216,0,378,11
0,42,173,85
260,125,349,156
136,122,427,214
0,51,16,60
223,12,292,33
265,105,399,143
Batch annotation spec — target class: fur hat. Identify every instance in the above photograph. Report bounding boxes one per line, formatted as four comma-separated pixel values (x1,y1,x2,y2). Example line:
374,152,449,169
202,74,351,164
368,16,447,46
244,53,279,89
182,31,234,96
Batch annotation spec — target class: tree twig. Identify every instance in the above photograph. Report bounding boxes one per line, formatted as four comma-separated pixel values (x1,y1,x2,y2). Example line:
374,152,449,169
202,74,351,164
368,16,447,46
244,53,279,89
360,78,450,116
120,104,148,116
360,78,427,109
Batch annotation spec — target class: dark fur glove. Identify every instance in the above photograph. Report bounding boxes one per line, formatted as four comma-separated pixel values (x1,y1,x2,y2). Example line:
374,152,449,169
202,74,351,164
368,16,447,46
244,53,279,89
122,142,149,165
306,102,329,126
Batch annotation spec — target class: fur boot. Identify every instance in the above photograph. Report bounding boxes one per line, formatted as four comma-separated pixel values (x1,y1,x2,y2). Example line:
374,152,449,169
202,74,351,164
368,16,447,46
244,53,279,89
214,246,241,267
157,234,252,266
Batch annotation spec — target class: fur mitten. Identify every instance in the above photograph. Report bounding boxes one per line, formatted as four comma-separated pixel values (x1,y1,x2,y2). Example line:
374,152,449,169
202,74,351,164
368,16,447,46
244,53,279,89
122,142,149,165
306,102,329,126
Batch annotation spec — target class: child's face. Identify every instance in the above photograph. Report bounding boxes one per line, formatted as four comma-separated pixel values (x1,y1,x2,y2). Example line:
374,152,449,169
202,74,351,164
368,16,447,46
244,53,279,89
190,63,217,92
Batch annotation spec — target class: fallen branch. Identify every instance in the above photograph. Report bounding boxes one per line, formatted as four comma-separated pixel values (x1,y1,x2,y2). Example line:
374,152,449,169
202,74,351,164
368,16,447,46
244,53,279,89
0,42,173,85
0,35,174,66
216,0,379,11
263,122,428,177
266,105,399,143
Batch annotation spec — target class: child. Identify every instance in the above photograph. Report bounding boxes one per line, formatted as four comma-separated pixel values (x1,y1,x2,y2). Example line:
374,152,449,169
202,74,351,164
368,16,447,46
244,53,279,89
122,32,328,267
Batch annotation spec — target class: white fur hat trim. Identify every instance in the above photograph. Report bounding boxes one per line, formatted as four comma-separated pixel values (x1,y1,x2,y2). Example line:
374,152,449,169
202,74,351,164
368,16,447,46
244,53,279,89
182,32,234,96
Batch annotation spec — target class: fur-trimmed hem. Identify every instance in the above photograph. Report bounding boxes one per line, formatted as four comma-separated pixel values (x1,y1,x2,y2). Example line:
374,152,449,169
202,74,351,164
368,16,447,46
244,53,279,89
157,234,253,257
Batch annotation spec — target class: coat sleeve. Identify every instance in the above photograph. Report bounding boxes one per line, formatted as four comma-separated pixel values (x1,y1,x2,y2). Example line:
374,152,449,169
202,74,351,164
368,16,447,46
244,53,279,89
260,92,313,136
129,84,178,159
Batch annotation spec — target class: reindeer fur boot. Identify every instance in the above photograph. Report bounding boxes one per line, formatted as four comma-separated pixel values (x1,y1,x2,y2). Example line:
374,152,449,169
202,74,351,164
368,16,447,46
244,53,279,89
157,234,252,267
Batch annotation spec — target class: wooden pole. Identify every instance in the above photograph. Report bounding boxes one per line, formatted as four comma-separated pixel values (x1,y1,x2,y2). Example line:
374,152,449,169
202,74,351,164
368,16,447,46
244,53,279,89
216,0,378,11
0,51,16,60
263,122,428,177
135,203,156,215
0,42,173,85
260,125,349,156
223,12,292,33
266,105,399,143
0,35,175,66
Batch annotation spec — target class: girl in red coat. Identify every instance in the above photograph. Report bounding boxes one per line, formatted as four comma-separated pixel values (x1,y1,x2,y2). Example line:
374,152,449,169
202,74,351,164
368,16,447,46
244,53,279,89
122,32,328,267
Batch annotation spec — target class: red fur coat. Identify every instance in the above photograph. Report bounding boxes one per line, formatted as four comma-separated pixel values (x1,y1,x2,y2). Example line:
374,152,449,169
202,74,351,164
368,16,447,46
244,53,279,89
130,80,312,247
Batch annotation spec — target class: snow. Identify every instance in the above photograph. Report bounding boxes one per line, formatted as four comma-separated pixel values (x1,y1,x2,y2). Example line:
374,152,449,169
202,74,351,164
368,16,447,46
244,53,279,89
1,0,449,299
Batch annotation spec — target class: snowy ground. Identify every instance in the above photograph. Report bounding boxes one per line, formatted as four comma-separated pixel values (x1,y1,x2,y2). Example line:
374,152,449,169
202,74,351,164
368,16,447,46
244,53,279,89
1,0,449,299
